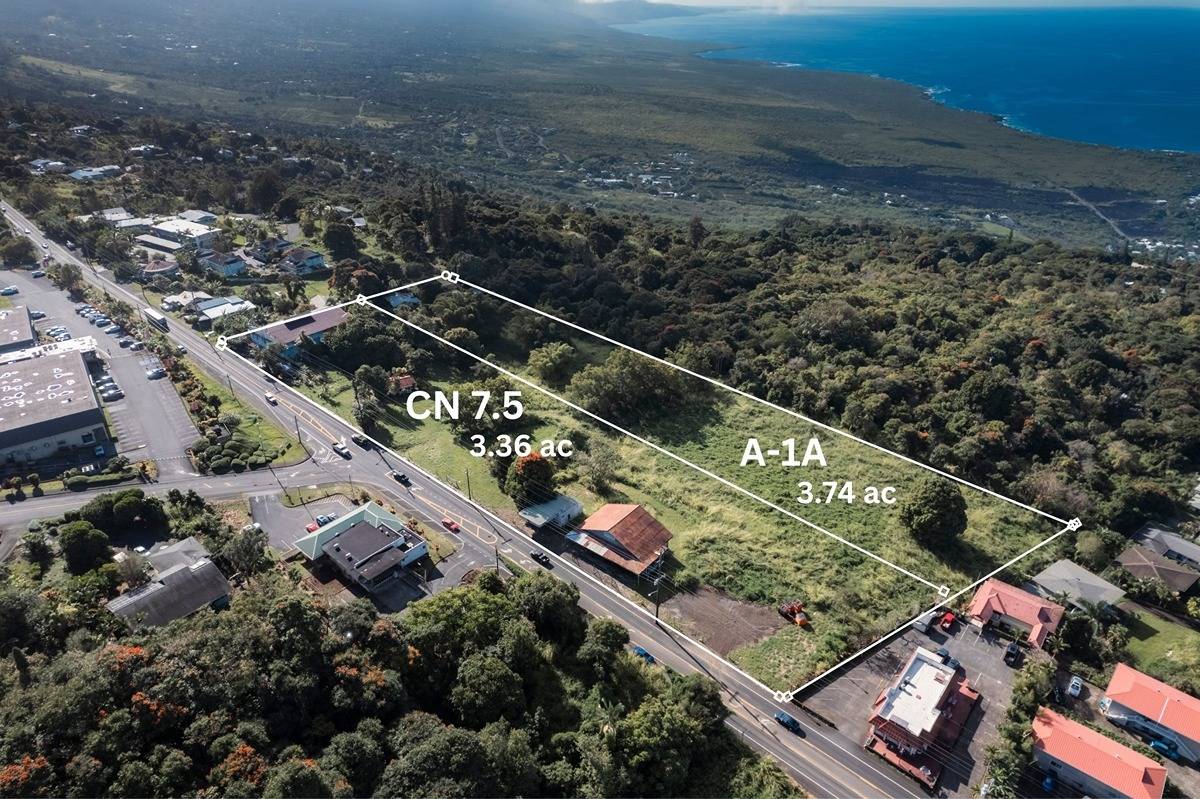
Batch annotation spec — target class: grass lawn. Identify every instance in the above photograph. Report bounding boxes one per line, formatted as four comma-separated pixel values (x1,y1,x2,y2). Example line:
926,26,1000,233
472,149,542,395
1123,606,1200,688
187,364,297,466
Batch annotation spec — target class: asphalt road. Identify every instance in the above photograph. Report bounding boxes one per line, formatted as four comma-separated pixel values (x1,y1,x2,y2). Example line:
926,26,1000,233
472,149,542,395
1,198,926,799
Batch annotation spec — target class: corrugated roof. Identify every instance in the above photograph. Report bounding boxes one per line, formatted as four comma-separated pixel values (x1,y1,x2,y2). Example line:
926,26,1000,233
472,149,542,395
1032,707,1165,799
576,504,672,575
967,578,1064,647
1106,663,1200,742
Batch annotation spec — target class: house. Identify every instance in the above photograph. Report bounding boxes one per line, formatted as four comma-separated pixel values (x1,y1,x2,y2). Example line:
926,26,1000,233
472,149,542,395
134,234,185,255
177,209,218,225
519,495,583,529
247,237,294,262
250,307,347,357
1102,663,1200,764
140,258,180,280
1029,559,1126,610
388,372,416,396
293,502,428,592
1116,545,1200,595
194,297,255,326
69,124,94,136
114,217,156,234
865,646,979,789
98,207,135,225
127,144,164,158
106,537,231,628
567,504,672,576
68,165,121,182
199,250,248,277
1136,526,1200,570
1032,706,1166,799
161,291,213,311
278,247,326,275
28,158,68,174
150,218,220,249
966,578,1064,648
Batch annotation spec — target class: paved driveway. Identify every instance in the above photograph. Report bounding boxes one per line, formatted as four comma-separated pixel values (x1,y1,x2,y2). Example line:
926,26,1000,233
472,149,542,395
804,620,1022,797
249,492,351,552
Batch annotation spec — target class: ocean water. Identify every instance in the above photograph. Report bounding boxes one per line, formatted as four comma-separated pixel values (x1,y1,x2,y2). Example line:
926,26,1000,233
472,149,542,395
620,7,1200,152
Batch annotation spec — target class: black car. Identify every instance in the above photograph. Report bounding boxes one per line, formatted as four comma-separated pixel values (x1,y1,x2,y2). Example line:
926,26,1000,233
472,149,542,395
350,433,371,448
531,550,553,567
774,712,804,736
388,470,410,485
1003,641,1023,667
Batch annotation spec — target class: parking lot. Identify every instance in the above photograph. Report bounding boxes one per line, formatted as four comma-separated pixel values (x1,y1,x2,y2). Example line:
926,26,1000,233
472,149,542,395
6,270,198,477
804,618,1021,797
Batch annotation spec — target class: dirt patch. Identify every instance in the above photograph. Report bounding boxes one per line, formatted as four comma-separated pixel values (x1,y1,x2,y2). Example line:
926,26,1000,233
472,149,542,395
660,587,787,655
213,499,252,531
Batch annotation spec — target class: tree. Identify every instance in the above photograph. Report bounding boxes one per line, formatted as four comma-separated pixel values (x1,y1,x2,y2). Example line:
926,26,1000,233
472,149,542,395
527,342,575,387
451,653,526,727
57,521,113,575
576,618,629,679
0,235,35,265
577,439,617,493
262,760,333,799
319,730,384,797
248,169,283,213
20,533,52,569
114,551,150,588
322,221,356,260
503,453,555,507
220,525,269,576
898,479,967,547
509,571,587,649
689,215,707,248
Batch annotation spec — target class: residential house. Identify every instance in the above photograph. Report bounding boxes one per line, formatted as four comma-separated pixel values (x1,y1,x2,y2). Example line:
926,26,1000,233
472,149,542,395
150,218,220,249
293,502,428,593
193,297,256,327
161,291,213,312
247,237,294,263
106,537,231,628
1116,545,1200,595
115,217,156,234
177,209,218,225
278,247,326,275
386,292,421,309
127,144,164,158
865,646,980,789
1102,663,1200,764
966,578,1064,648
98,207,135,225
69,124,94,136
134,234,184,255
388,372,416,396
1032,706,1166,799
567,504,672,577
250,307,347,358
199,250,248,277
140,258,180,280
68,165,121,182
1136,526,1200,570
28,158,68,174
1029,559,1126,610
519,495,583,530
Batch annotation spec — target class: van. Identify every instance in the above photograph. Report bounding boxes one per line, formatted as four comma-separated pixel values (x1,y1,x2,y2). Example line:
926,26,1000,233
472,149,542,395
913,610,938,634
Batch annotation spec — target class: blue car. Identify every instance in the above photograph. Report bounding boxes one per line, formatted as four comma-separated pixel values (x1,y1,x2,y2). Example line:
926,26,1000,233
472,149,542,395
774,711,804,735
632,645,656,665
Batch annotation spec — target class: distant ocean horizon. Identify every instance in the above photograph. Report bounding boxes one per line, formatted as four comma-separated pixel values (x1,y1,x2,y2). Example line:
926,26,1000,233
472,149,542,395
620,7,1200,153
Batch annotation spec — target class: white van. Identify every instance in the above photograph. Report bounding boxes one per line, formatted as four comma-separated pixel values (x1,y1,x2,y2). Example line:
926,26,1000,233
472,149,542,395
913,610,938,634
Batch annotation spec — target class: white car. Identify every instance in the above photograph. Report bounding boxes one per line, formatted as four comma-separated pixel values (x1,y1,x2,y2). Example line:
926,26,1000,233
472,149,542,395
1067,675,1084,697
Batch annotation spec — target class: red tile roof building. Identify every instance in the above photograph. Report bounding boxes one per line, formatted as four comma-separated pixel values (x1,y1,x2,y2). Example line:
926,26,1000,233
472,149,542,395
966,578,1064,648
1032,707,1166,799
567,504,672,576
1103,663,1200,764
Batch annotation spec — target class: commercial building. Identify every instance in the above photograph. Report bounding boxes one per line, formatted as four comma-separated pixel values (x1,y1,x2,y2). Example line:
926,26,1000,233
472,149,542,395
519,495,583,529
106,537,231,628
967,578,1064,648
1102,663,1200,764
1029,559,1125,610
865,646,979,789
568,503,672,576
1032,706,1166,799
149,218,220,249
0,335,99,367
0,351,108,465
0,306,37,354
293,502,428,592
249,307,347,358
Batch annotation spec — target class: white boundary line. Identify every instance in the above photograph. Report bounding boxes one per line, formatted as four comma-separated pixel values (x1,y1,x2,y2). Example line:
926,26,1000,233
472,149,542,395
218,341,930,797
450,274,1071,527
369,303,945,592
223,275,441,340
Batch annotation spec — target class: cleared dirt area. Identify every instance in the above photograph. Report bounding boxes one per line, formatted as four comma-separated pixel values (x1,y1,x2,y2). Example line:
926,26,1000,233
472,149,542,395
660,587,788,655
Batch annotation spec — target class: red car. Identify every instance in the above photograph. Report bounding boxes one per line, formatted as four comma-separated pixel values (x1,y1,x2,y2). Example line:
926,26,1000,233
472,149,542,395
305,521,320,533
939,611,956,631
441,517,461,533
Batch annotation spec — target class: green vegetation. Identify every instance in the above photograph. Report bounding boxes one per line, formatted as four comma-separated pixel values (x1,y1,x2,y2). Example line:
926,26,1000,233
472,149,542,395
982,656,1055,799
1123,609,1200,695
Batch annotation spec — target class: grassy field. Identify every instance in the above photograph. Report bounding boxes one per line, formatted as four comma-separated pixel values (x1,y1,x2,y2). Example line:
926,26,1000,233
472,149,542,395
1124,607,1200,686
187,363,297,466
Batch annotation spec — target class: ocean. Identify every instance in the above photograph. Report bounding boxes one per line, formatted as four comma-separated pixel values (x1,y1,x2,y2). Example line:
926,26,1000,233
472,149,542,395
620,7,1200,153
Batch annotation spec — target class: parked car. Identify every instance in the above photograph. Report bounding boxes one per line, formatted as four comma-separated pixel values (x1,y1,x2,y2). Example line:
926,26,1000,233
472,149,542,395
388,470,410,485
331,441,350,457
145,367,166,379
935,646,951,663
441,517,461,533
30,269,45,278
29,310,45,319
1067,675,1084,698
118,337,134,347
1003,641,1022,667
104,324,123,335
315,513,338,526
939,611,955,631
774,711,804,736
530,550,552,567
305,520,320,533
0,286,18,296
129,341,145,351
53,333,71,342
101,389,125,401
92,317,111,326
632,646,656,665
350,433,371,448
914,610,938,634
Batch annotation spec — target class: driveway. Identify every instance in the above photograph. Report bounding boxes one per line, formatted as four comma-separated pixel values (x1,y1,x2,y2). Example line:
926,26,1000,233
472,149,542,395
249,492,352,552
804,620,1022,797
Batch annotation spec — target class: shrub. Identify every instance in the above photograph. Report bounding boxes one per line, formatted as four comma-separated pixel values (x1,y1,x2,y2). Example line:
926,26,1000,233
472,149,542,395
231,459,247,472
210,457,232,474
65,475,90,490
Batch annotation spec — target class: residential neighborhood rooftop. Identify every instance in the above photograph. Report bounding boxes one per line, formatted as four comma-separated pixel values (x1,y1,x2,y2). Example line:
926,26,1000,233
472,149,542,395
569,503,672,576
873,646,956,739
255,307,348,346
1029,559,1125,607
1032,706,1166,799
1105,663,1200,743
967,578,1064,648
1116,544,1200,594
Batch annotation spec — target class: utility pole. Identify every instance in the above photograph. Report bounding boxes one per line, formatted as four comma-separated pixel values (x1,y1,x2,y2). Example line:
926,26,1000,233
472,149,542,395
652,575,664,619
465,468,472,501
494,544,500,572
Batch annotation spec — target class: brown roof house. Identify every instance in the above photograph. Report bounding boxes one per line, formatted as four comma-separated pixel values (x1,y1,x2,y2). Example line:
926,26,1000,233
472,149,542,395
1117,545,1200,595
568,504,672,576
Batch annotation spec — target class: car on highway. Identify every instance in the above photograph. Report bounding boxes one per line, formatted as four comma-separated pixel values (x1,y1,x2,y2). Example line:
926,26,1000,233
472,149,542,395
441,517,461,533
264,392,277,404
21,227,30,235
1067,675,1084,698
145,367,166,379
30,270,45,278
632,645,656,665
350,433,371,448
39,242,48,250
774,711,804,736
387,470,410,485
29,310,46,319
175,345,188,355
331,442,351,458
0,286,18,296
530,550,552,567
